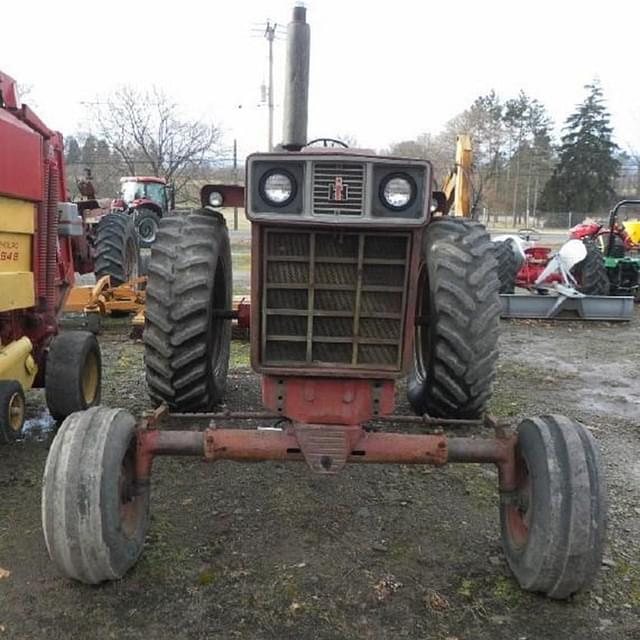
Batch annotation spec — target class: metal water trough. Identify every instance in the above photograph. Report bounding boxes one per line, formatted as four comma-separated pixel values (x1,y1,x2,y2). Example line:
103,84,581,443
500,293,635,321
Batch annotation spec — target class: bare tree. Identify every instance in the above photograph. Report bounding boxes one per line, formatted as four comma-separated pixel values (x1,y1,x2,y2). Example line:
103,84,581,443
93,86,221,200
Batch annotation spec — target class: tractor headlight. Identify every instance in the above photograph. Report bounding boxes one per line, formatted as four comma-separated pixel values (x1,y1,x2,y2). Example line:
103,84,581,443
380,174,415,210
209,191,224,207
260,170,296,207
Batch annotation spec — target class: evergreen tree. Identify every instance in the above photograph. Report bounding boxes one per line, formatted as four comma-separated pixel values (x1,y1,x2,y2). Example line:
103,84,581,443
80,135,98,168
64,136,82,166
541,80,620,213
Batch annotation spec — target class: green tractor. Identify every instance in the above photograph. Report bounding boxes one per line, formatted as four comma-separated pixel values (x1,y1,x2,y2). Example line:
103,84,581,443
570,199,640,299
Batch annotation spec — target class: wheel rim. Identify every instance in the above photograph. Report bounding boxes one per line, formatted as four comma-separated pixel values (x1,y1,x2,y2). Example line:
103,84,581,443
138,218,158,243
82,352,100,405
7,391,25,433
119,443,142,539
505,450,531,548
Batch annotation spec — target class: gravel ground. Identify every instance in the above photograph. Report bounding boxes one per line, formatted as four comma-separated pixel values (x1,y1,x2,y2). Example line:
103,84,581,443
0,314,639,639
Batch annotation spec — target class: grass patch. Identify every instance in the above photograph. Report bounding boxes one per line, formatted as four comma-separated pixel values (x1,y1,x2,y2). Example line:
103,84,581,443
448,464,497,510
230,341,251,367
615,558,640,607
232,251,251,272
221,208,250,231
491,575,524,605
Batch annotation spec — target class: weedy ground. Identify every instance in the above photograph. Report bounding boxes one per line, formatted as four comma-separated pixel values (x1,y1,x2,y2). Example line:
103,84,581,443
0,310,639,639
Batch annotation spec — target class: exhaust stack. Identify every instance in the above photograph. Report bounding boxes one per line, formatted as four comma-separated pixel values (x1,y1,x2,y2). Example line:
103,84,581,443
281,5,310,151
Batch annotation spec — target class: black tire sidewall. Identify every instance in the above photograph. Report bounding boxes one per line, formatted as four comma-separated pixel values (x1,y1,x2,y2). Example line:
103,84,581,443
201,220,232,402
95,212,139,285
407,262,429,412
45,332,102,420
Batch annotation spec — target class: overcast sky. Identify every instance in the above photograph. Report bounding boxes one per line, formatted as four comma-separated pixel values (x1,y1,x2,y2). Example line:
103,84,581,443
2,0,639,161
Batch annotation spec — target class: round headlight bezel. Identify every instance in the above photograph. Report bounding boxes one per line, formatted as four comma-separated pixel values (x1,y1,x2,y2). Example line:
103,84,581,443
208,191,224,207
259,169,297,208
379,173,417,212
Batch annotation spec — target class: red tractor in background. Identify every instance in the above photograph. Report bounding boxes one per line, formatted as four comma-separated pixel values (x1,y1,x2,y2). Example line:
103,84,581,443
110,176,175,248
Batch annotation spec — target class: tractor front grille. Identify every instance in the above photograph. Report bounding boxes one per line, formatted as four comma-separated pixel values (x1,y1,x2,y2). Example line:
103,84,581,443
261,227,410,371
312,162,365,216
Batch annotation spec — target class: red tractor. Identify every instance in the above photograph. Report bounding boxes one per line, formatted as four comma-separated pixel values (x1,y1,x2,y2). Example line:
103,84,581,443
41,7,606,599
494,229,609,295
0,70,107,438
111,176,175,248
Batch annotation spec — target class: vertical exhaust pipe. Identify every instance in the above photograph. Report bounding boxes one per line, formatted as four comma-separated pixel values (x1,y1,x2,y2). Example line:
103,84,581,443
282,4,310,151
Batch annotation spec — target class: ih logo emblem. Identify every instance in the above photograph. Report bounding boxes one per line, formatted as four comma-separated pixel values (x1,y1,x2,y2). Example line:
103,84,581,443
329,176,349,202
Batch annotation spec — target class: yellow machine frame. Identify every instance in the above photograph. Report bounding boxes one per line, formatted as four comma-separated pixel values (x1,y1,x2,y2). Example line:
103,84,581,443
441,134,473,217
0,196,39,389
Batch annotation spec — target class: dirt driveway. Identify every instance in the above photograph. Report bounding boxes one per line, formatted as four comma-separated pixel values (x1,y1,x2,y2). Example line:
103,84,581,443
1,316,639,639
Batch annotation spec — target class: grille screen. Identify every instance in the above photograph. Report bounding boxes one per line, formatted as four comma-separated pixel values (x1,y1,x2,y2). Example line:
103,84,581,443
312,162,365,216
261,228,410,370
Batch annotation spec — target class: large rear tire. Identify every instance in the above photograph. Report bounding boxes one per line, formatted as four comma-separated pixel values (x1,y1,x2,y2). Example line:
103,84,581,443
94,212,139,286
500,415,607,599
45,331,101,421
42,407,149,584
494,239,523,294
407,218,501,419
144,210,232,411
572,240,609,295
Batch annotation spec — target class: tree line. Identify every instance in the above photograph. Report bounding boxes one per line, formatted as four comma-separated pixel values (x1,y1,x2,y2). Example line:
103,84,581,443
64,86,225,205
65,80,636,221
387,79,634,225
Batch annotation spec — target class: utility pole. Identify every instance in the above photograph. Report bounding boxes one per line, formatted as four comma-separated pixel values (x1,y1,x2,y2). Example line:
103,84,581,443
264,21,277,152
233,138,238,231
252,18,283,150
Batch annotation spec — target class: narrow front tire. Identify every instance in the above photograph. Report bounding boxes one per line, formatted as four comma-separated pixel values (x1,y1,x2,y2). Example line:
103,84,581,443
42,406,149,584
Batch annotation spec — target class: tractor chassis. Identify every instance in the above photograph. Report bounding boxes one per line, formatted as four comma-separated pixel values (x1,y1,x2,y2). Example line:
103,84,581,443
134,405,518,492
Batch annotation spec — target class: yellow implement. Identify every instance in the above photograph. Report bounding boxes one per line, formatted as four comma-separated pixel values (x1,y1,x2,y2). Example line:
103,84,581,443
441,134,473,217
65,276,147,324
0,337,38,389
0,196,36,312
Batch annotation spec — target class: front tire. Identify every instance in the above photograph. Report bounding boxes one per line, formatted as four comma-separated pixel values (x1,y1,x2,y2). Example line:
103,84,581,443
42,407,149,584
45,331,101,421
407,218,501,419
144,210,232,411
500,415,607,599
